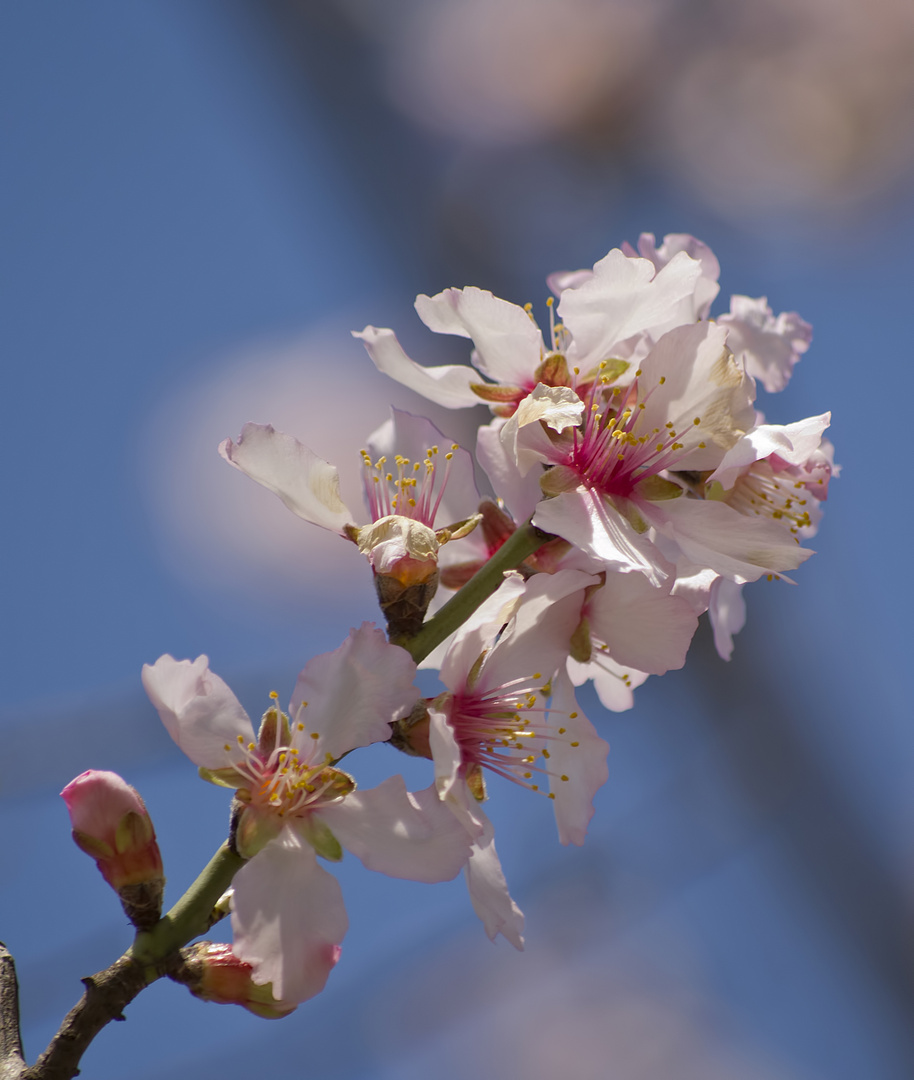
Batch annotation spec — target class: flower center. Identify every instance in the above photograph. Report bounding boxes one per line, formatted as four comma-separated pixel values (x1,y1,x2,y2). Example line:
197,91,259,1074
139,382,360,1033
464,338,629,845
361,443,458,527
449,675,579,799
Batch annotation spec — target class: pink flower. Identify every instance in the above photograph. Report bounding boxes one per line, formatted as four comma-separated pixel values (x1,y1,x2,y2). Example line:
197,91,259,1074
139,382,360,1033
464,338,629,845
142,625,471,1004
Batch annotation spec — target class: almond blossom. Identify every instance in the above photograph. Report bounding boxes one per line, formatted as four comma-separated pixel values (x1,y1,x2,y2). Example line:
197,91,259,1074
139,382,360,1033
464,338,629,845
141,624,471,1004
355,245,705,415
493,322,812,586
411,571,609,946
219,410,480,634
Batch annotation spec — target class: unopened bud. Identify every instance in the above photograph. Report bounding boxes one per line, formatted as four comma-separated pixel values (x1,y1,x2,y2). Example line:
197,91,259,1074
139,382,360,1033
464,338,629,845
61,770,165,930
176,943,296,1018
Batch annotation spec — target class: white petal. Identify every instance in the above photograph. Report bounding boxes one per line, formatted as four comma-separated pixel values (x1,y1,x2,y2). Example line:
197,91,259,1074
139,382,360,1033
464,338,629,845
460,795,525,950
720,296,812,393
533,489,672,586
559,249,702,370
231,830,347,1004
415,287,544,386
546,672,609,846
141,655,254,770
709,577,747,661
219,422,355,533
289,623,418,761
637,322,756,471
317,776,471,883
354,326,480,408
709,413,831,491
585,570,698,674
476,419,542,522
567,654,648,712
644,497,813,583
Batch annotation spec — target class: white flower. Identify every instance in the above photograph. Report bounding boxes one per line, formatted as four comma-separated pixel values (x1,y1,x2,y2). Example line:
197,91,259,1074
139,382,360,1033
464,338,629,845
142,625,470,1004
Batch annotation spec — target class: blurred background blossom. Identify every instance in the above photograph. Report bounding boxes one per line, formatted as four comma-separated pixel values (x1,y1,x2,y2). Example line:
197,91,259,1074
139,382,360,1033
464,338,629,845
2,2,913,1078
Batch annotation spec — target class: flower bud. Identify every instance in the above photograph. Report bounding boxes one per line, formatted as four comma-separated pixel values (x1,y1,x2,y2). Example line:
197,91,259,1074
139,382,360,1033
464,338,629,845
176,943,296,1018
357,516,441,637
61,770,165,930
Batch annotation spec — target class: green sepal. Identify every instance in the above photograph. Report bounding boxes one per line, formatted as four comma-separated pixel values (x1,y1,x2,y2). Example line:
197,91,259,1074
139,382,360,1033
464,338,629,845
539,465,580,497
199,766,246,790
71,829,114,860
534,353,570,387
294,815,343,862
471,382,524,403
569,617,592,664
234,806,283,860
115,810,153,854
637,475,684,501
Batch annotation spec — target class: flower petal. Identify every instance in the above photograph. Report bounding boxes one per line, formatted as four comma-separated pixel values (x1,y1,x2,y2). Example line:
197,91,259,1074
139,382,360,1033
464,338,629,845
460,794,525,949
218,423,355,533
585,570,698,675
354,326,480,408
644,496,813,583
415,287,544,386
533,489,673,586
708,577,747,661
317,776,471,883
141,655,254,770
559,248,703,371
289,623,419,761
231,830,347,1005
546,672,609,847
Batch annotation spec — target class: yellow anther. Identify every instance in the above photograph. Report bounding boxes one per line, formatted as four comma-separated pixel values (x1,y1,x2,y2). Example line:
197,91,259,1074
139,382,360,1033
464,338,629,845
558,727,566,734
542,749,551,759
310,732,319,740
569,711,578,719
659,375,666,384
269,690,279,700
546,296,554,307
548,793,556,800
561,775,569,782
570,741,580,747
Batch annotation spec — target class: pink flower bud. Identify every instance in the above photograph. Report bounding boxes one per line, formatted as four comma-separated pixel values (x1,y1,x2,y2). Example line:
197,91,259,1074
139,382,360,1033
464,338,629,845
61,770,165,929
178,943,297,1019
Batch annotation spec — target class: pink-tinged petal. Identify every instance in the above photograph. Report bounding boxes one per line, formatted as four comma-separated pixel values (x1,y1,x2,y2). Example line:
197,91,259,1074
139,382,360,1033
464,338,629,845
428,705,469,810
559,249,702,371
61,770,148,838
567,655,648,713
415,287,544,386
474,569,595,693
231,830,347,1005
501,385,584,476
533,489,673,586
366,408,479,526
709,413,831,491
643,497,813,583
709,577,747,661
353,326,480,409
141,655,254,769
637,322,756,472
476,420,542,523
720,296,812,393
546,673,608,847
219,423,355,534
460,795,524,950
289,624,419,761
633,232,721,320
317,776,471,883
546,267,593,295
585,571,698,675
423,573,527,677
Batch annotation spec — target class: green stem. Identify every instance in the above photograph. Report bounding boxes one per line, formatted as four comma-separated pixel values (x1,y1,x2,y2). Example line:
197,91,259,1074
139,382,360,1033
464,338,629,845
401,521,553,663
130,842,245,966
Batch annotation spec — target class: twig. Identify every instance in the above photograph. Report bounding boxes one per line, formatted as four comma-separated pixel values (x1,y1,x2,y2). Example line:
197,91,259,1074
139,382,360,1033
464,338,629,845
0,943,25,1080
